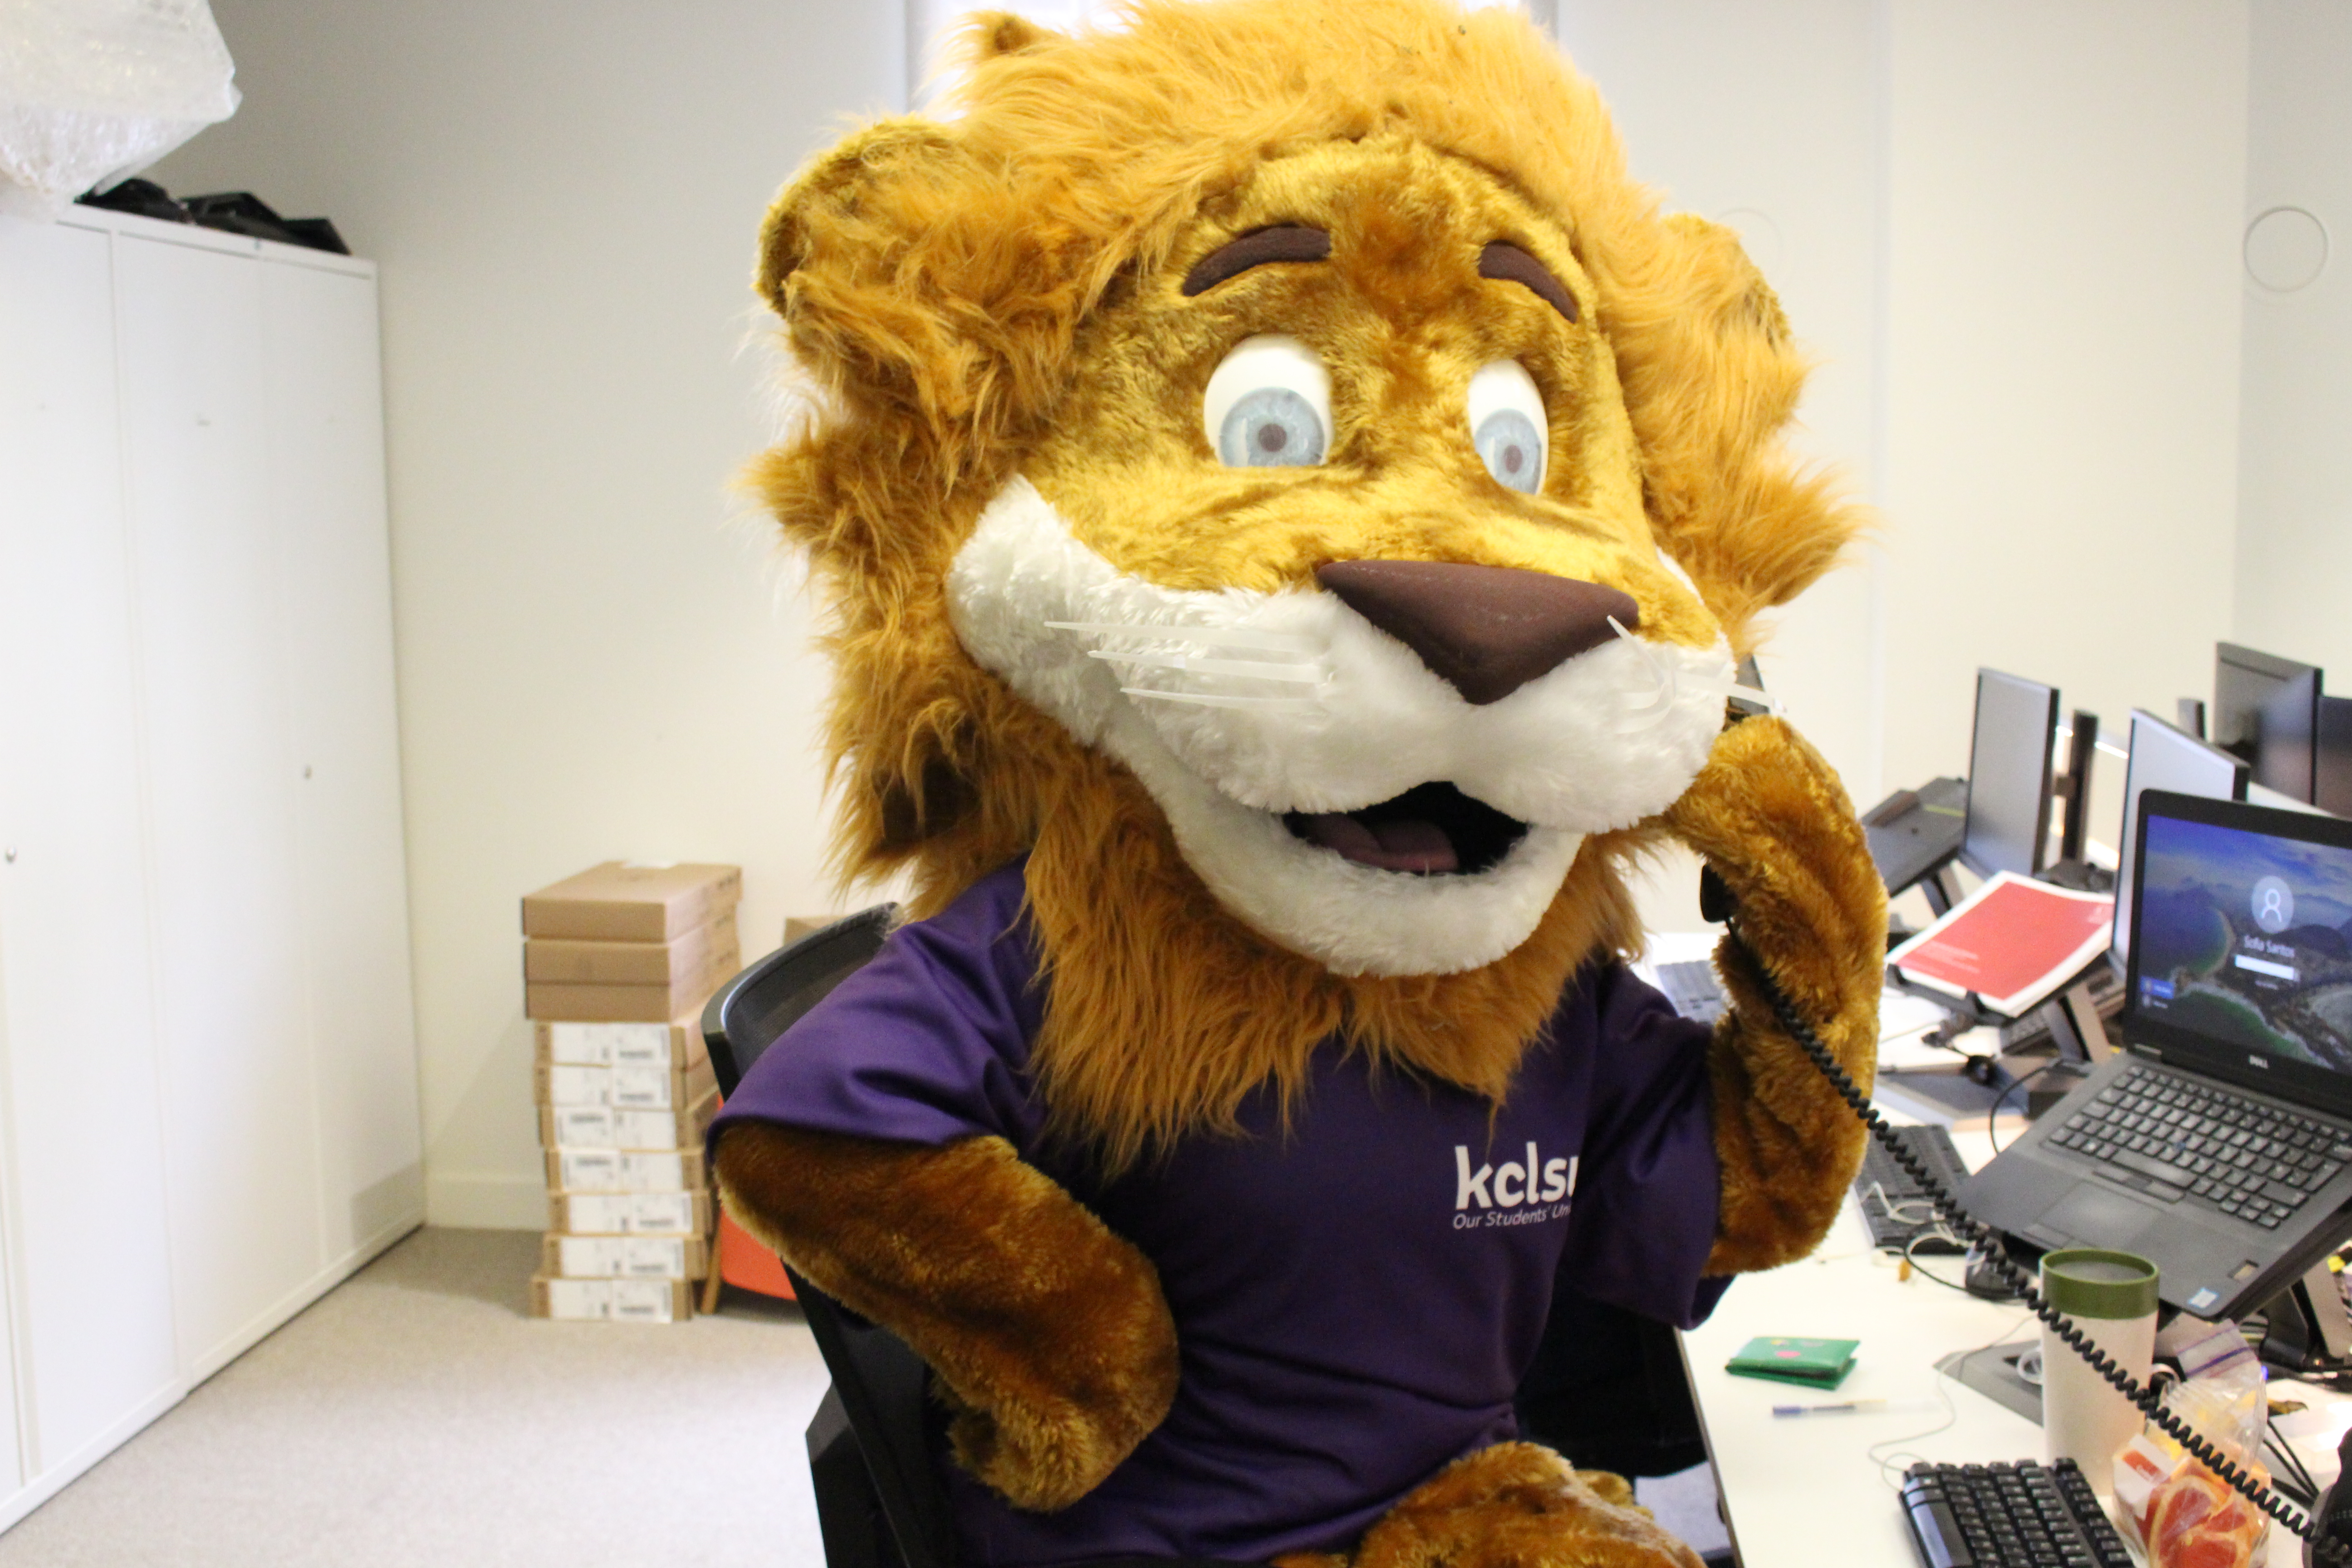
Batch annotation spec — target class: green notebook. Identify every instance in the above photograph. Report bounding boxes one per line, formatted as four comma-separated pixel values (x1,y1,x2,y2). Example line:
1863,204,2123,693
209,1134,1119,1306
1725,1335,1858,1389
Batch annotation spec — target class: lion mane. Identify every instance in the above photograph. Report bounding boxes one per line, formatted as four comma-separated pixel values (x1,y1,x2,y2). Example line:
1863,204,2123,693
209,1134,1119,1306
750,0,1863,1172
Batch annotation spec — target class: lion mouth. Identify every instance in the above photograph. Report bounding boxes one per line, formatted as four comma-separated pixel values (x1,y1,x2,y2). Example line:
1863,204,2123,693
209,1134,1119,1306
1284,783,1529,876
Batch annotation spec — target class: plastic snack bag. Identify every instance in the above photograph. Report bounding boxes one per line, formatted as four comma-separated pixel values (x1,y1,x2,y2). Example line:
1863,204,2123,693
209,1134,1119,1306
2112,1320,2269,1568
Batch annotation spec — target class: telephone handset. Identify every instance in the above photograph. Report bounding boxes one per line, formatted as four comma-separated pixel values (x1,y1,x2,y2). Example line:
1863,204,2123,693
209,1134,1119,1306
1709,877,2352,1566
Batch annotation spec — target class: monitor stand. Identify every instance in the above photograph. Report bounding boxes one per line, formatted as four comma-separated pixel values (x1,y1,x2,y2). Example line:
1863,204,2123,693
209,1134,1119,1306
2259,1262,2352,1372
1862,776,1968,915
2038,858,2114,894
2004,965,2118,1118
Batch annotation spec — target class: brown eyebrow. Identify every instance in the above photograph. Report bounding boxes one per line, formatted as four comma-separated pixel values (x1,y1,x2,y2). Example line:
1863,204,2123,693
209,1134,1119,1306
1477,242,1580,323
1181,225,1332,296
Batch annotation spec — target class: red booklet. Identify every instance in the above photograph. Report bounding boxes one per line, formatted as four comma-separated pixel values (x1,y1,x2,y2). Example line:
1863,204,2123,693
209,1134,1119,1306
1889,871,2115,1018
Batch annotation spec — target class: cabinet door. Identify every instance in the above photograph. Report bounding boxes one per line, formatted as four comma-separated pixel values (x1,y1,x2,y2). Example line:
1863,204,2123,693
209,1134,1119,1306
0,217,181,1479
263,261,423,1259
115,234,323,1375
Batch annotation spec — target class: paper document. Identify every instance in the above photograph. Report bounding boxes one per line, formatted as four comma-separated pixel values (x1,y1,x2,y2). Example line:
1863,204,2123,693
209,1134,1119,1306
1888,872,2114,1018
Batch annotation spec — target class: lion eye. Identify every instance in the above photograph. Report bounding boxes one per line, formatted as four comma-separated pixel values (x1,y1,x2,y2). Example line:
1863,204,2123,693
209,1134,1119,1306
1466,360,1548,494
1203,335,1331,468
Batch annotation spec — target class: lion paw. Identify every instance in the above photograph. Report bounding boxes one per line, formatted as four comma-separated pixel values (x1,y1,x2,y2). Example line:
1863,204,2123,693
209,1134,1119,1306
1344,1443,1704,1568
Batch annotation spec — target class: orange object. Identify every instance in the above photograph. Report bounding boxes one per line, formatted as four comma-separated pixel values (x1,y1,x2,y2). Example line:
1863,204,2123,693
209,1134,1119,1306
2144,1464,2259,1568
716,1199,795,1299
707,1091,794,1300
2117,1436,2264,1568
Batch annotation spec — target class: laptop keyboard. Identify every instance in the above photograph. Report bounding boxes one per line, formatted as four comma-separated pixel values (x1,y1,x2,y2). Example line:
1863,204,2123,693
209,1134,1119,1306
2043,1065,2352,1228
1653,959,1728,1026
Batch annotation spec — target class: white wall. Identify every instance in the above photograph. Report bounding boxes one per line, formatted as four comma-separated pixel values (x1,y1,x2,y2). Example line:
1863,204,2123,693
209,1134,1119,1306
151,0,906,1226
1877,0,2249,823
2236,0,2352,683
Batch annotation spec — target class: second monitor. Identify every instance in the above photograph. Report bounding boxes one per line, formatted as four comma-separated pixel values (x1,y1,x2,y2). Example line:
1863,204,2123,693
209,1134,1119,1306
2214,642,2322,804
1963,669,2062,881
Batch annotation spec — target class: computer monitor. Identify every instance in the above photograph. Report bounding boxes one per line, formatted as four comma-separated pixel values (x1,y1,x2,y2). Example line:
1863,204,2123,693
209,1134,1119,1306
1961,668,2060,880
2110,709,2248,967
2319,696,2352,819
2213,642,2323,804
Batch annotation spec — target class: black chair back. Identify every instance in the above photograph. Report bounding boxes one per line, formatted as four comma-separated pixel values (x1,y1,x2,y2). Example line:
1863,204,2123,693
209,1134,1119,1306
701,904,897,1098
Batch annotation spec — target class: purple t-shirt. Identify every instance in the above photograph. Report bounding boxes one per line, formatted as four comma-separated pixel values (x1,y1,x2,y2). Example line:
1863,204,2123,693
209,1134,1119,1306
712,861,1725,1566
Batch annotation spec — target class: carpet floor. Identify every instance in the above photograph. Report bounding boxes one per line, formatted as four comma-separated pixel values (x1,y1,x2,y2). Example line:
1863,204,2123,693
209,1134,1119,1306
0,1225,1730,1565
0,1228,831,1567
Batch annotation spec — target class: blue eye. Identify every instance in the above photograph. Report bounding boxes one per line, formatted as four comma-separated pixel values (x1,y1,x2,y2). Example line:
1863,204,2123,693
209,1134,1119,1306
1219,387,1327,467
1475,408,1544,492
1202,335,1333,470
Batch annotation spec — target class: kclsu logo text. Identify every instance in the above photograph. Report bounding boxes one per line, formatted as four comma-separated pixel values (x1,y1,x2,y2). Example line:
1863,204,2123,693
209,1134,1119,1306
1454,1142,1576,1210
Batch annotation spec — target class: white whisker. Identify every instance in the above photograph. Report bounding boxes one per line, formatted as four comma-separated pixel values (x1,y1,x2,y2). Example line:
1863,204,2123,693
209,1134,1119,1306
1611,617,1677,728
1121,687,1322,714
1046,619,1321,655
1089,650,1327,684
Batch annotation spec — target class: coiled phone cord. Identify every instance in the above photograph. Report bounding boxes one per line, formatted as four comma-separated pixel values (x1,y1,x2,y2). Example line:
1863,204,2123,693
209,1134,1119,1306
1723,914,2352,1566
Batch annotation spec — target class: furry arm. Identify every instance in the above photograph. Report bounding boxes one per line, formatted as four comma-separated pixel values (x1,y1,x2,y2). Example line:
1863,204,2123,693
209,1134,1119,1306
1663,716,1886,1275
712,1123,1181,1510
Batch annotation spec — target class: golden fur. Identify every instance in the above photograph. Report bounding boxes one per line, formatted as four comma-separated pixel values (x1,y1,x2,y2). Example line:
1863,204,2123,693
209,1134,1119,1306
1274,1442,1704,1568
715,1123,1179,1509
752,0,1864,1169
1666,718,1886,1274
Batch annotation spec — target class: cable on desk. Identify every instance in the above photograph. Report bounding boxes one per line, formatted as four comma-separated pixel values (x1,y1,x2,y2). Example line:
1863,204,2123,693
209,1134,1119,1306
1986,1061,2063,1155
1725,915,2352,1567
1866,1308,2031,1490
2268,1427,2321,1509
1898,1228,1969,1294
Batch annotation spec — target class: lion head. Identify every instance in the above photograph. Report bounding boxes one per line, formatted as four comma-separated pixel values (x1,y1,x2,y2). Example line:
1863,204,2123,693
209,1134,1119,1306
751,0,1861,1168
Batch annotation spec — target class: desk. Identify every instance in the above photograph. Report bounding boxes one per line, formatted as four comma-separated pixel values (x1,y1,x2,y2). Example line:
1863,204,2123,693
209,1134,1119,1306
1680,1112,2352,1565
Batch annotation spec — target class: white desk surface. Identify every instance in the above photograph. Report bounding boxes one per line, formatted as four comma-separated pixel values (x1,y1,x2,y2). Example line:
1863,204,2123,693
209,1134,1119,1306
1679,1103,2352,1566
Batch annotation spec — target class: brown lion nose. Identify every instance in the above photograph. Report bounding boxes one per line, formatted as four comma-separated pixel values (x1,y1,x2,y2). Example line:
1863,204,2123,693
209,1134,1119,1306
1315,560,1639,706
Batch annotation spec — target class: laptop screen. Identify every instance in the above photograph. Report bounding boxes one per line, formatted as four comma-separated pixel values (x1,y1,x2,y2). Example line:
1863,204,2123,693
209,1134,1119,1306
2127,790,2352,1098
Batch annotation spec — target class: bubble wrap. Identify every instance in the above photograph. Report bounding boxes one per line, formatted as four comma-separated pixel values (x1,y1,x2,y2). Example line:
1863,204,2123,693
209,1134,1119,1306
0,0,239,220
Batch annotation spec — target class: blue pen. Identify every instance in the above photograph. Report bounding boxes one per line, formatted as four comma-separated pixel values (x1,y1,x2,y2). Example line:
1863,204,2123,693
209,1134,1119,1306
1772,1398,1938,1417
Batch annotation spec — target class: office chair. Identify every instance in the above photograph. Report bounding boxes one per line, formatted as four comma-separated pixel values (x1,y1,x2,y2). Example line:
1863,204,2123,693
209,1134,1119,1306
700,907,1244,1568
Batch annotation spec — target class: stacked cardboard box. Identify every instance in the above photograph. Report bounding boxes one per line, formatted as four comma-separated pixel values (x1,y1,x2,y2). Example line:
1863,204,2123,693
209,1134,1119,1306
522,862,740,1323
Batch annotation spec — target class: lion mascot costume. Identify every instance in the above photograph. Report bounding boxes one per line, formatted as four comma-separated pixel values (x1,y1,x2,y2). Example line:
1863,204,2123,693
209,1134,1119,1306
710,2,1886,1564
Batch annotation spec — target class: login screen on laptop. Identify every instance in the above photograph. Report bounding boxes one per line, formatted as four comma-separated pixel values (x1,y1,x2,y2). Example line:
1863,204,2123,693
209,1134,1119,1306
2135,812,2352,1073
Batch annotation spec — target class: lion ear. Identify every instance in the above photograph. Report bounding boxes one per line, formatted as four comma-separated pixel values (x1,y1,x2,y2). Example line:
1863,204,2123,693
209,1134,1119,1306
1615,214,1865,650
754,120,961,320
1660,213,1790,348
753,6,1067,319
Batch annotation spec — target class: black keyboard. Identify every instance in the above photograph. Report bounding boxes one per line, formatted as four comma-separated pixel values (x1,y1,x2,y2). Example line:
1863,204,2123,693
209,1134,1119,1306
1854,1123,1971,1255
1901,1459,2133,1568
1653,959,1728,1026
2042,1063,2352,1228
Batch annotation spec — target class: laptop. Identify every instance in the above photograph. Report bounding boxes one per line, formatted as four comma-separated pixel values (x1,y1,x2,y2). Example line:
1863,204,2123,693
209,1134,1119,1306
1957,789,2352,1321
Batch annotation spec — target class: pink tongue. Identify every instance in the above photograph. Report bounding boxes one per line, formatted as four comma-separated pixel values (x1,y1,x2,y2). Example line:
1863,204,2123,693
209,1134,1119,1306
1297,813,1459,874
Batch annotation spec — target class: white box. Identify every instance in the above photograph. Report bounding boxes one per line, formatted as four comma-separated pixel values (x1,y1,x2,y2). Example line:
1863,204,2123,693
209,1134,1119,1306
548,1190,712,1236
544,1147,706,1195
529,1274,691,1323
541,1233,708,1280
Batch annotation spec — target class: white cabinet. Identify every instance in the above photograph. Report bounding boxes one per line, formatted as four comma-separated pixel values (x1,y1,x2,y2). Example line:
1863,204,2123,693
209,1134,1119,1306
0,206,421,1527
